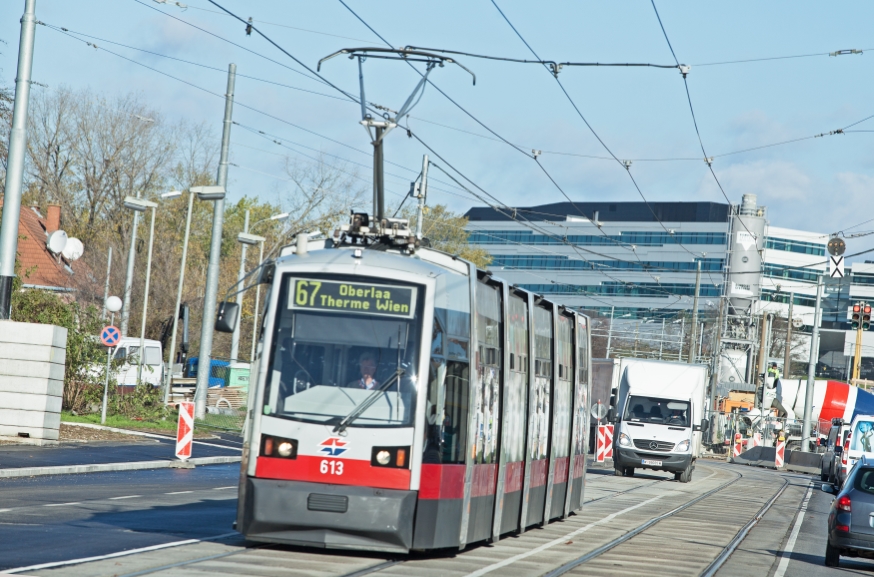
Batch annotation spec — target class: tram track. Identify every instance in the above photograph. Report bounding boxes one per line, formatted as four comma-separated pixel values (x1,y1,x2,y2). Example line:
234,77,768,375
17,463,795,577
542,465,791,577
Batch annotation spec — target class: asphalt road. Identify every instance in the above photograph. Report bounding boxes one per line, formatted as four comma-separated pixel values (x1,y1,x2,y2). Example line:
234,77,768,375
0,438,240,470
0,463,240,571
782,480,874,575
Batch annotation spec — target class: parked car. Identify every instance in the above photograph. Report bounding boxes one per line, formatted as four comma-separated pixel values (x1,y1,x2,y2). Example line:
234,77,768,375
824,455,874,566
112,337,164,387
822,419,851,483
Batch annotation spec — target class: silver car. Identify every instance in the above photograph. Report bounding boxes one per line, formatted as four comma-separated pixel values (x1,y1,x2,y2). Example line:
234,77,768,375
823,455,874,566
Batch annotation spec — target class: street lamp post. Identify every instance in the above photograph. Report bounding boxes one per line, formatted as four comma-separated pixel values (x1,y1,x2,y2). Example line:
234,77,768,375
123,196,158,385
240,212,287,362
163,186,225,405
237,230,267,361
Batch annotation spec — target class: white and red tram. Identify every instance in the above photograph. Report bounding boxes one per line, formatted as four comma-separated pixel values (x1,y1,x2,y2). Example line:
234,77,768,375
235,215,592,552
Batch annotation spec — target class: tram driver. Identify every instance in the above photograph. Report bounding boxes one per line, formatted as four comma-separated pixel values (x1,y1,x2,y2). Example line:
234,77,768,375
347,351,380,390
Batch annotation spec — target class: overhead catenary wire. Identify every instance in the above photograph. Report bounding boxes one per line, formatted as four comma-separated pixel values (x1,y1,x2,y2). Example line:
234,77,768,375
47,19,874,167
41,22,727,291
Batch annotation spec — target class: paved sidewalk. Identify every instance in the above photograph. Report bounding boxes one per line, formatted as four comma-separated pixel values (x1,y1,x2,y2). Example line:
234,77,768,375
0,432,242,478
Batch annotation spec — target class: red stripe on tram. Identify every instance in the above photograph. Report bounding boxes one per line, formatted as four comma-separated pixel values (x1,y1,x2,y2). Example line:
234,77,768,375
504,461,524,493
553,457,569,484
255,456,410,491
530,458,548,488
419,464,464,499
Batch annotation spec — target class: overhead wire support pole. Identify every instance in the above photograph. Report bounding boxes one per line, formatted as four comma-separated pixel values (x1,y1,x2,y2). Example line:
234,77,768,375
416,155,429,239
195,63,236,420
0,0,37,319
688,260,701,363
802,278,824,451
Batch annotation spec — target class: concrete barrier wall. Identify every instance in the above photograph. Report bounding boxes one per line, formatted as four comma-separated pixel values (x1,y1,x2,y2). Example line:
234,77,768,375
0,321,67,443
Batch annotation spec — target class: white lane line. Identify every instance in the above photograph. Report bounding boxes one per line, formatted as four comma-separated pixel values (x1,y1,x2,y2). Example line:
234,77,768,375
213,486,236,490
44,502,81,507
464,495,663,577
773,482,814,577
109,495,141,500
165,491,193,495
0,508,11,512
3,531,239,574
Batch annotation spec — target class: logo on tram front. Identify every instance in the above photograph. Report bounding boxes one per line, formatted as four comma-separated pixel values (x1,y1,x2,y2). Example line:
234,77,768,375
319,437,348,457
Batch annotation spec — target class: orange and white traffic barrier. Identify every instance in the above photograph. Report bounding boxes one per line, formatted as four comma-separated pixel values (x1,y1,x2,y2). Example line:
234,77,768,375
596,425,606,462
775,434,785,468
750,432,762,449
604,425,614,459
733,433,742,458
176,401,195,461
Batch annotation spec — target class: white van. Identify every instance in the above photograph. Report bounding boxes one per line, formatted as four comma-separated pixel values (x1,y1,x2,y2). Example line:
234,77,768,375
111,337,164,387
613,359,709,483
841,414,874,485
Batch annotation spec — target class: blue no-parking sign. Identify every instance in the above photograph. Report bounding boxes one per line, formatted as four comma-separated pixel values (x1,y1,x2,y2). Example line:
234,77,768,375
100,326,121,347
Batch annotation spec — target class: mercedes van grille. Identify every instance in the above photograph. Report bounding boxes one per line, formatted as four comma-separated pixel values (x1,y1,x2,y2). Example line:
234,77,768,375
633,440,675,452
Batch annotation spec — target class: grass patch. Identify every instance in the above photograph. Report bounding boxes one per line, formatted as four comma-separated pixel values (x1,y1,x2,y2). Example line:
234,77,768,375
62,411,178,432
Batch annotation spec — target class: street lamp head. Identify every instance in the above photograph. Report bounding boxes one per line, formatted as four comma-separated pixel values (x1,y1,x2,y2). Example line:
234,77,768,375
237,232,266,246
161,190,183,199
123,196,158,212
106,295,123,313
270,212,290,221
190,185,226,201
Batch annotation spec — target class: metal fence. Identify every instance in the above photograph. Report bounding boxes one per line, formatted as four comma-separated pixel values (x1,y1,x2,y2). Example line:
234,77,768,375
704,409,827,454
177,355,249,434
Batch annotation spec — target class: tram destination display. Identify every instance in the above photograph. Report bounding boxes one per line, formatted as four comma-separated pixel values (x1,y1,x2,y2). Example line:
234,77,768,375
289,278,416,318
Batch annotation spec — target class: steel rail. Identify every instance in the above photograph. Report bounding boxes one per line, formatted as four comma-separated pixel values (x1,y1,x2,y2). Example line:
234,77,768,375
542,468,744,577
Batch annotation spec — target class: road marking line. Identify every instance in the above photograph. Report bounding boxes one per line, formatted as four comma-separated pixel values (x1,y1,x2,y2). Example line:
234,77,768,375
109,495,141,500
165,491,193,495
0,508,10,512
44,502,81,507
3,531,239,574
464,495,663,577
213,486,236,490
773,482,813,577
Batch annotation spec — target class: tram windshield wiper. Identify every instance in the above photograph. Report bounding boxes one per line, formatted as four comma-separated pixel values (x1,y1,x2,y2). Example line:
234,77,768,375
333,368,405,434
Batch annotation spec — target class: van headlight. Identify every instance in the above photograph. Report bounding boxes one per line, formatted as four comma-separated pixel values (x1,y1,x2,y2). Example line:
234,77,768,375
619,433,631,446
675,439,690,452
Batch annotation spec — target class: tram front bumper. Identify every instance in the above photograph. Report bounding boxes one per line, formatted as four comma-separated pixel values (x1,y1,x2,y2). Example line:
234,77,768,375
240,477,416,553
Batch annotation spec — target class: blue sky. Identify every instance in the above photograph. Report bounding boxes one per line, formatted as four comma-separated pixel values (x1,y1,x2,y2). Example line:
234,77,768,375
3,1,874,259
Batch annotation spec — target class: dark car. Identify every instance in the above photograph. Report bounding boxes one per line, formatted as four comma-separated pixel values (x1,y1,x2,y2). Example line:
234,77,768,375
822,419,851,483
824,456,874,566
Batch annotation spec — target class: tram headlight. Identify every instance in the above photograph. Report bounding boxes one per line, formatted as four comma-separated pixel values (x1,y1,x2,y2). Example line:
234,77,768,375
261,435,298,459
618,433,631,447
371,446,410,468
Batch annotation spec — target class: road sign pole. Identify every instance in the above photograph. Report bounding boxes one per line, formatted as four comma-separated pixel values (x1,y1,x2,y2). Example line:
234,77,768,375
101,346,111,425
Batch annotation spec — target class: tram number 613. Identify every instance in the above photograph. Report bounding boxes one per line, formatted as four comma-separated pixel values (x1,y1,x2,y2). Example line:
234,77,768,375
320,460,344,475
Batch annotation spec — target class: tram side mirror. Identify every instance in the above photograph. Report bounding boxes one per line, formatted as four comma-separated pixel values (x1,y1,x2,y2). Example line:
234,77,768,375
214,301,239,334
259,260,276,285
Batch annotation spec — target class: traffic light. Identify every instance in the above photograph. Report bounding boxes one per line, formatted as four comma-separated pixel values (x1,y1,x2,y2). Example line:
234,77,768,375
864,304,872,330
852,303,862,329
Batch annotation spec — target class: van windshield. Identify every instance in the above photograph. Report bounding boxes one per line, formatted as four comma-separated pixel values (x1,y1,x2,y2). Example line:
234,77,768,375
624,395,690,427
851,420,874,452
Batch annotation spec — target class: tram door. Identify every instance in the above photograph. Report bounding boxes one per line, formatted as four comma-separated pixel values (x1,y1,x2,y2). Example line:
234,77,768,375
463,279,503,544
525,305,553,526
547,314,574,520
494,292,529,536
568,315,591,510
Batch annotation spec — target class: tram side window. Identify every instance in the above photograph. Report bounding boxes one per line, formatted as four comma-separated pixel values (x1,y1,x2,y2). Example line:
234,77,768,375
424,307,471,464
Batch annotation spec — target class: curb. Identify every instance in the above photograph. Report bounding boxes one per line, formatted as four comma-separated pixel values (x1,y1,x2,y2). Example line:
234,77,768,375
62,421,242,451
0,455,241,478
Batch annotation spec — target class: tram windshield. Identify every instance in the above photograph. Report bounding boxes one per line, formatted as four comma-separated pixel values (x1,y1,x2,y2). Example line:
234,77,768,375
262,274,423,428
